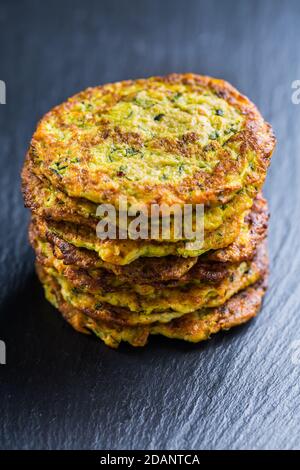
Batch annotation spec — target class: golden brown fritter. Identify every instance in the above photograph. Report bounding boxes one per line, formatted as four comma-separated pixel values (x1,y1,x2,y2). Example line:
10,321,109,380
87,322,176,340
38,265,268,348
31,232,229,288
35,241,268,323
27,74,275,208
205,193,269,263
22,160,97,229
29,193,268,279
22,155,256,238
21,74,274,350
31,207,248,265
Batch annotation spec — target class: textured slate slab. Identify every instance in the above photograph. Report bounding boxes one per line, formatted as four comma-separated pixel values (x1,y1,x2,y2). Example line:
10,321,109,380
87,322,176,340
0,0,300,450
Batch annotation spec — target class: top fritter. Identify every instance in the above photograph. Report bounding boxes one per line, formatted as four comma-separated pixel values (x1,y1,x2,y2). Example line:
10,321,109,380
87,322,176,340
29,74,276,207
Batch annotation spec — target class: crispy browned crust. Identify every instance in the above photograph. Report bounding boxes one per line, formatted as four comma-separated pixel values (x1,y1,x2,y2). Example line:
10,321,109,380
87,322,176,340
30,222,231,287
35,241,268,327
29,219,199,281
38,265,268,348
22,159,98,229
31,207,248,265
29,193,268,283
152,275,268,344
205,192,269,262
33,241,242,296
26,73,276,208
32,235,229,289
22,154,256,238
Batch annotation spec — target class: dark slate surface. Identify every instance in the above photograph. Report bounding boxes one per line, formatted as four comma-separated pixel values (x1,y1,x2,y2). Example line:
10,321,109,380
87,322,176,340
0,0,299,450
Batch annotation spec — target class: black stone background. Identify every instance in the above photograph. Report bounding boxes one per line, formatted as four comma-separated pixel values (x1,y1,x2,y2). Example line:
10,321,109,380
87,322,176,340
0,0,300,450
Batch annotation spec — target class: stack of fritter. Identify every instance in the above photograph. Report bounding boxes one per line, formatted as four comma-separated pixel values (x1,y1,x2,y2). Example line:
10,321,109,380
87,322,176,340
22,74,275,348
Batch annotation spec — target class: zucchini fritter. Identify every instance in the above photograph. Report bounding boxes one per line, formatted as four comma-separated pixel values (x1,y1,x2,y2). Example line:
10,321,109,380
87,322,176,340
35,241,268,323
28,74,275,208
29,193,268,281
32,209,248,265
22,156,255,237
38,266,268,348
22,73,274,349
205,193,269,263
